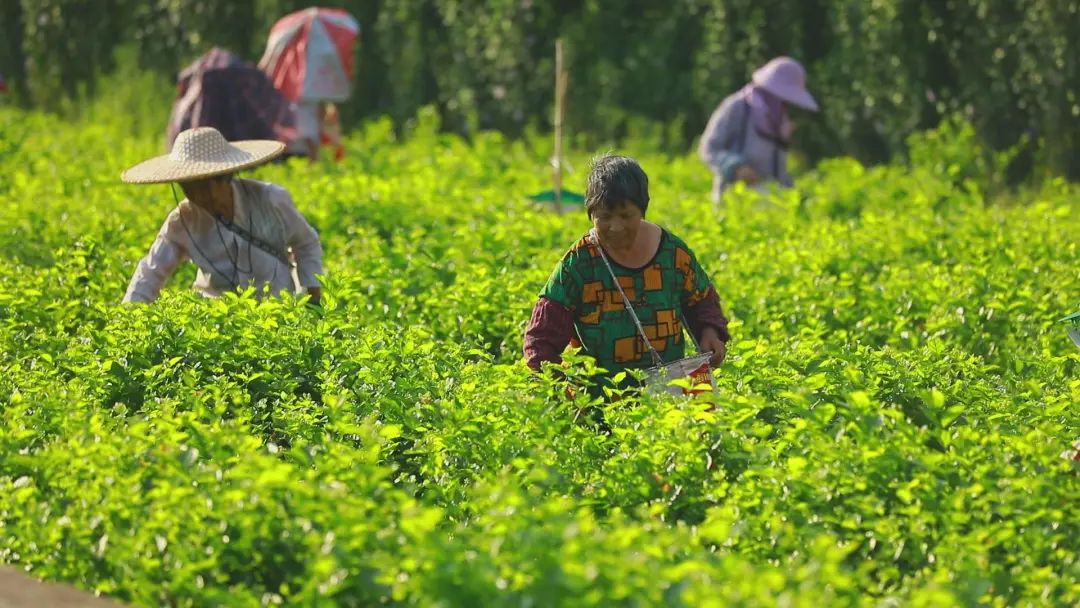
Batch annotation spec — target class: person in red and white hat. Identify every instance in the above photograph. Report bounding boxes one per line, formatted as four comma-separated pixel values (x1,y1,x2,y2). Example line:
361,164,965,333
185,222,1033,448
286,101,345,162
698,56,819,203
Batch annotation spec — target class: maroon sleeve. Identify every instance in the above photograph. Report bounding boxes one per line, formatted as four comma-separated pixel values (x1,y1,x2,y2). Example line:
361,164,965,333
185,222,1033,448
523,297,576,371
683,286,731,343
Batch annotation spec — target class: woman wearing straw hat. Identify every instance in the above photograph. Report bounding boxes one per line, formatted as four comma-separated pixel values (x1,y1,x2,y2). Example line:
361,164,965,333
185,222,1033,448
698,56,819,203
121,127,324,304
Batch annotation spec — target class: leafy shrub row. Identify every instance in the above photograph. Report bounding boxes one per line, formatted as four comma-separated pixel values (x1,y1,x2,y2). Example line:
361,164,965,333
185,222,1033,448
1,107,1078,605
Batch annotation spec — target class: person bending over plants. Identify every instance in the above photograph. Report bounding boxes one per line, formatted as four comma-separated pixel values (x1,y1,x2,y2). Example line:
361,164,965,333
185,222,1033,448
121,127,323,304
524,154,730,398
698,56,818,204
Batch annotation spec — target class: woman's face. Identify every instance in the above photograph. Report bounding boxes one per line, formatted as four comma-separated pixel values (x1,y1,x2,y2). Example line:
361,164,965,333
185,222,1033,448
591,201,643,251
179,176,231,204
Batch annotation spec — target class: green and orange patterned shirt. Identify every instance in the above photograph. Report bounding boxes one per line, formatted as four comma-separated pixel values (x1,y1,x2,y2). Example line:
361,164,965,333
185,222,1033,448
541,230,715,376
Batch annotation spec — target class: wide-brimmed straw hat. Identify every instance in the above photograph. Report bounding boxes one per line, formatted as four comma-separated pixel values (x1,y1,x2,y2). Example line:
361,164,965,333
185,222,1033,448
121,127,285,184
752,56,818,112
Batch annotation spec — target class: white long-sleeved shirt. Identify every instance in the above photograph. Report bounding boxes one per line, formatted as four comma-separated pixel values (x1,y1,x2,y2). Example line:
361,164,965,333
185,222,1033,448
286,101,321,155
124,179,323,303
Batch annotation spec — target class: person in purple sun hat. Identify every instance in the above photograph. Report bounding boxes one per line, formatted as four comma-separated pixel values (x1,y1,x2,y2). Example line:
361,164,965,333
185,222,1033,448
698,56,818,204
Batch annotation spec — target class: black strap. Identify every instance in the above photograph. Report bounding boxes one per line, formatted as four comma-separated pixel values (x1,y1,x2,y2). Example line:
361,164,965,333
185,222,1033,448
740,97,786,178
214,215,294,268
589,230,706,367
735,97,751,154
590,231,663,367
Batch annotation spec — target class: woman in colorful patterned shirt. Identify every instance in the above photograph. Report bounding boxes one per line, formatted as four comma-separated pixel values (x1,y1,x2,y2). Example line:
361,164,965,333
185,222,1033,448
524,155,730,387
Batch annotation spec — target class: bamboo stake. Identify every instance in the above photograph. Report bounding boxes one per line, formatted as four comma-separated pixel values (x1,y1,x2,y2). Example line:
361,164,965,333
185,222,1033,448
553,39,568,213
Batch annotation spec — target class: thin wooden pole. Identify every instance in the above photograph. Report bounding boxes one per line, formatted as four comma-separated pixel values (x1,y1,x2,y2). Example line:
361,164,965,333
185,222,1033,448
553,38,567,213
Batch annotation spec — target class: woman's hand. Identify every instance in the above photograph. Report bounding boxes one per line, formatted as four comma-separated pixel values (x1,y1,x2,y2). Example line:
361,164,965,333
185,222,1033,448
734,164,761,185
306,286,322,306
699,327,727,367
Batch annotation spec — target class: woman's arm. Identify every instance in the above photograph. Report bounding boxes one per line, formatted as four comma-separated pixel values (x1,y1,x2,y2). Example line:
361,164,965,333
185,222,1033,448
698,96,752,181
685,288,730,366
676,237,731,366
527,242,586,370
684,286,730,344
683,286,730,365
274,187,324,299
523,297,576,371
123,232,188,303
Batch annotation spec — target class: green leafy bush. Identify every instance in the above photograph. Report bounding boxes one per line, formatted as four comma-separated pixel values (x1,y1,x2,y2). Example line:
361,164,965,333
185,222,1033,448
0,106,1078,606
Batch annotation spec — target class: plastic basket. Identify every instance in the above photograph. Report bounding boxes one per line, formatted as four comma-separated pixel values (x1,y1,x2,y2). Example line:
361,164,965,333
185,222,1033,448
643,353,715,397
1062,311,1080,348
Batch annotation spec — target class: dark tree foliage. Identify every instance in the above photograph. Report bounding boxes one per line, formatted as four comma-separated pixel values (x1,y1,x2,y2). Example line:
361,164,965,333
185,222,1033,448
3,0,1078,178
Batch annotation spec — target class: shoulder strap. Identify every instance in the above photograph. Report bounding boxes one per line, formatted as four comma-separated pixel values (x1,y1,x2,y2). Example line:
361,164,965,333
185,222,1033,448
736,97,751,154
215,215,294,268
589,230,663,367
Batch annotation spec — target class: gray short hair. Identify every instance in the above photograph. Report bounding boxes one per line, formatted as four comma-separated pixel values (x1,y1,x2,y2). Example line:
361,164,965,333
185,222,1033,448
584,155,650,218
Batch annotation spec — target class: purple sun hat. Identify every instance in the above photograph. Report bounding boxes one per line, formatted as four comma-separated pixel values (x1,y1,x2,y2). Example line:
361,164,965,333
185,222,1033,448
752,57,818,111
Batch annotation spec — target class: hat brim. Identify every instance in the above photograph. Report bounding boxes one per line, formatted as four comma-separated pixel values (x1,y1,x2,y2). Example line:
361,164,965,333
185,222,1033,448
121,140,286,184
759,83,819,111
